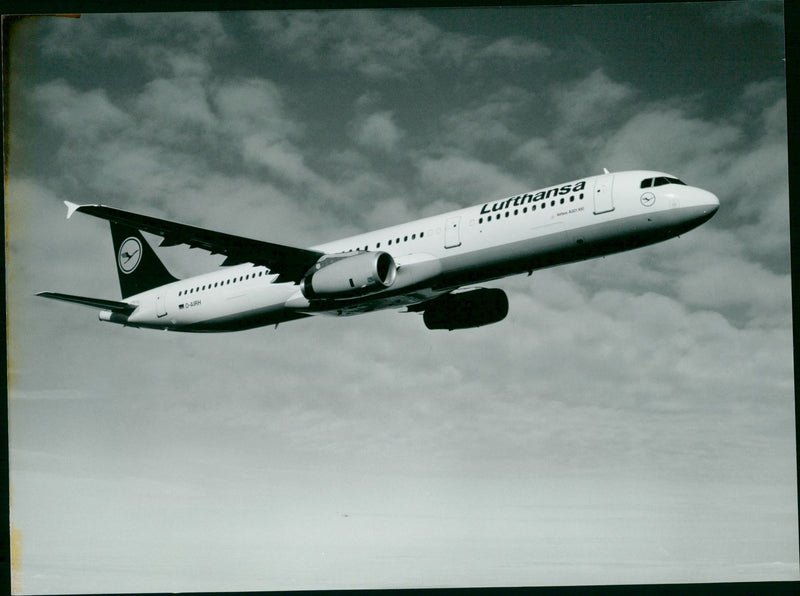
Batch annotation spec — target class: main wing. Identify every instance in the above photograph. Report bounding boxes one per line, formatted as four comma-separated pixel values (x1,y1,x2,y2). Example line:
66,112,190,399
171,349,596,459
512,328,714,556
65,202,324,283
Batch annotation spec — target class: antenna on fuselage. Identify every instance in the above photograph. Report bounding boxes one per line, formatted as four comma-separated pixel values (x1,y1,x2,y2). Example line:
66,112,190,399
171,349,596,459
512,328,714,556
603,167,610,174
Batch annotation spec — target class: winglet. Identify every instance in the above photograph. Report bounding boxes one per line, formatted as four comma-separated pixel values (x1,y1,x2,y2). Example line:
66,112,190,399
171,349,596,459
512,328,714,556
64,201,80,219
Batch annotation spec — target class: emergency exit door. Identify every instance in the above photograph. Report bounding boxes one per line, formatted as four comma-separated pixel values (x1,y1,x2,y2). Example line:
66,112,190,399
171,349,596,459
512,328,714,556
156,294,167,317
444,216,461,248
593,174,615,215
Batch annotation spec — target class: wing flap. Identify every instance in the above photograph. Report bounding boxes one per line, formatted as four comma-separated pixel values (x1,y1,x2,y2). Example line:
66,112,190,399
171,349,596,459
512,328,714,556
67,202,324,283
37,292,138,314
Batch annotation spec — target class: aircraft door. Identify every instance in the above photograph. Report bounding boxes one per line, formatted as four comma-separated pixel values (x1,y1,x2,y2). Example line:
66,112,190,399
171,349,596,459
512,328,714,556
156,294,167,317
593,174,615,215
444,216,462,248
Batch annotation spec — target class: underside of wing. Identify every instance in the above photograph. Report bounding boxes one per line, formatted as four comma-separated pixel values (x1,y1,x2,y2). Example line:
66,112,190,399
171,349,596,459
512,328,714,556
66,202,324,283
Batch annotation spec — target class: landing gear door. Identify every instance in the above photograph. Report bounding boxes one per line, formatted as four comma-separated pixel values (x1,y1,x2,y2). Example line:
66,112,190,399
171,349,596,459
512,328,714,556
593,174,615,215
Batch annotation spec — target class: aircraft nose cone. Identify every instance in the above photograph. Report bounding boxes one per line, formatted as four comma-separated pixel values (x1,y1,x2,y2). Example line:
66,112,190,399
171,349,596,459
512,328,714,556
706,190,720,215
690,187,719,217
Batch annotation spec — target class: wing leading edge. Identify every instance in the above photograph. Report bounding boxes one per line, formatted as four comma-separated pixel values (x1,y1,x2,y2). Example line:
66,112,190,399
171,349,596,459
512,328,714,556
65,202,324,283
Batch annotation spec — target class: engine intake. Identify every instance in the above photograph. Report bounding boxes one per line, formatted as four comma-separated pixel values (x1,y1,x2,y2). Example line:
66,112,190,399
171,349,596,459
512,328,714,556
423,288,509,330
302,251,397,300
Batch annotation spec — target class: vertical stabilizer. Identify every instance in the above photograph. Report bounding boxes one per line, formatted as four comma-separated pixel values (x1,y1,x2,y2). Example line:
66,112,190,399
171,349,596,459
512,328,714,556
109,223,178,298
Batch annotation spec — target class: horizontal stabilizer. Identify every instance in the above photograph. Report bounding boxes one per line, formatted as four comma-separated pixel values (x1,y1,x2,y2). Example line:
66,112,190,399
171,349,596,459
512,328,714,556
37,292,138,314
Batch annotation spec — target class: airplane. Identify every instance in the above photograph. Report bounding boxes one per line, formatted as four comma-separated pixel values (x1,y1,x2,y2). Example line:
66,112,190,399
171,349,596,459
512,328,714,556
38,169,719,332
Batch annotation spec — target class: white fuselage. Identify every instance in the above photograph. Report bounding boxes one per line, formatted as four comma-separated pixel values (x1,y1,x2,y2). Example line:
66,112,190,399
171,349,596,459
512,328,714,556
112,170,719,332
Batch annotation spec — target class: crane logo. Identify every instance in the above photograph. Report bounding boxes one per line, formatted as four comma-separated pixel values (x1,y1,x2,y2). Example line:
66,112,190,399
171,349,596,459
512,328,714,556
118,237,143,274
640,192,656,207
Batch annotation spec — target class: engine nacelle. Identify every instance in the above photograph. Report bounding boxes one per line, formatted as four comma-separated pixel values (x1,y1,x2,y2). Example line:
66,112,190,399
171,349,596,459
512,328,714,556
423,288,509,330
302,251,397,300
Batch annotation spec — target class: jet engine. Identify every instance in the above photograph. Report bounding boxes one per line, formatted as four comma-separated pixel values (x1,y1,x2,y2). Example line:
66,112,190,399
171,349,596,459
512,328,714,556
302,251,397,300
422,288,509,330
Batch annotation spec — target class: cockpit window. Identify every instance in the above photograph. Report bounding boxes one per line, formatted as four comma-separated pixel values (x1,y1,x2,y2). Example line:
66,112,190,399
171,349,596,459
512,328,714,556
641,177,686,188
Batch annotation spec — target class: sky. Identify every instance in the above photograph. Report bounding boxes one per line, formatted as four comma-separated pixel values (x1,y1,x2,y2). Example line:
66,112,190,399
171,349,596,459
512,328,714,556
5,3,797,593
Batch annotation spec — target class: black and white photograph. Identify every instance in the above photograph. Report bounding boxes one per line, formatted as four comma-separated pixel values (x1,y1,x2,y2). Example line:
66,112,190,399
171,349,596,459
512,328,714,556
5,2,797,593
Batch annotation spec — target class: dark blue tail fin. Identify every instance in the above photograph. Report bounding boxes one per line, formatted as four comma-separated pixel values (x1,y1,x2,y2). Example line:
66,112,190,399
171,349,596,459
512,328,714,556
110,222,178,299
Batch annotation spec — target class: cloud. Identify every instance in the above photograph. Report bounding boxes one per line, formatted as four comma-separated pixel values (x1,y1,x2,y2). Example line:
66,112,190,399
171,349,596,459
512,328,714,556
476,36,550,61
503,69,640,181
41,13,230,67
250,10,440,78
350,111,404,153
417,155,524,204
510,274,792,416
551,68,636,131
438,86,531,154
598,107,742,181
136,77,217,139
33,80,133,141
677,255,790,323
707,1,784,30
242,135,318,184
360,197,416,231
249,10,549,79
212,78,296,139
511,137,561,173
